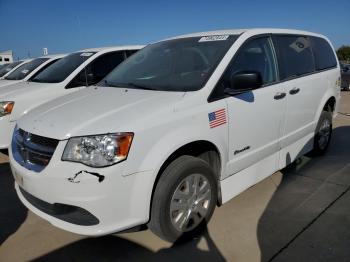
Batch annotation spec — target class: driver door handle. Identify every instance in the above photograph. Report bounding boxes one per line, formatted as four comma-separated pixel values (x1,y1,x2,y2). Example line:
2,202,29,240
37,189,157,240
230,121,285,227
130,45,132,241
274,92,286,100
289,87,300,95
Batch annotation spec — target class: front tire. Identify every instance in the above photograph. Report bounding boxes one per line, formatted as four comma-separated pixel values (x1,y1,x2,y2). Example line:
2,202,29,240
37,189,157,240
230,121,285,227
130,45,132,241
148,155,218,243
310,110,332,156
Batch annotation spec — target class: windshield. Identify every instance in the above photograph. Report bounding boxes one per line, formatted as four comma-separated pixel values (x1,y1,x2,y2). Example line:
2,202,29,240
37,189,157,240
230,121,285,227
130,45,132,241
30,52,96,83
0,61,23,77
5,58,49,80
100,35,238,91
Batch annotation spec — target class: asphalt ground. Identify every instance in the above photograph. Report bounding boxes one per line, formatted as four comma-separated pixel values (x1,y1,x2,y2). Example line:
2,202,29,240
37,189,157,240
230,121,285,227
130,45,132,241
0,92,350,262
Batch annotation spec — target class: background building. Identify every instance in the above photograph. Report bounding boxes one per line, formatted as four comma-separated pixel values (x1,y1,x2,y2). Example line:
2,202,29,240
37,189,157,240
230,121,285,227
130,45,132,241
0,50,13,65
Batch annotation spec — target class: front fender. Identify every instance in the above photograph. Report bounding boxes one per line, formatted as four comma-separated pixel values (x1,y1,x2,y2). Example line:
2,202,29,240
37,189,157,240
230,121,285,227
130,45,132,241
146,130,227,176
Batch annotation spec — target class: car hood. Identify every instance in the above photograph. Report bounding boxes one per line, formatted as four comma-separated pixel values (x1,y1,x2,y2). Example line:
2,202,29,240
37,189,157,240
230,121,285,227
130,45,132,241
0,81,51,100
0,79,20,88
18,86,187,140
0,81,68,121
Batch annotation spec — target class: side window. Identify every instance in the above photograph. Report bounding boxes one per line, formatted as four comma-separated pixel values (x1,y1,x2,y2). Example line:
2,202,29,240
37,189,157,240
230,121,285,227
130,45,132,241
211,37,277,99
67,51,125,89
275,35,315,80
4,58,9,62
310,37,337,71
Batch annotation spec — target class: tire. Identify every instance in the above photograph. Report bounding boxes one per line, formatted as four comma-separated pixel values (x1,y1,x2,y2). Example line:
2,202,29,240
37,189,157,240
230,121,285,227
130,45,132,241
148,155,218,243
310,110,332,156
342,82,350,91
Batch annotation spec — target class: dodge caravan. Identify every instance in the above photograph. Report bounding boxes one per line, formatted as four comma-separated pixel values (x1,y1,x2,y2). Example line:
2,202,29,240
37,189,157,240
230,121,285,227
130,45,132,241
0,54,65,88
0,45,143,148
10,29,340,242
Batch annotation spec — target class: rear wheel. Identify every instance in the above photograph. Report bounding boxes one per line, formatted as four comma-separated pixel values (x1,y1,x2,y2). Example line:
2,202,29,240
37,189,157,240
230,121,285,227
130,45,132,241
148,155,218,243
310,110,332,156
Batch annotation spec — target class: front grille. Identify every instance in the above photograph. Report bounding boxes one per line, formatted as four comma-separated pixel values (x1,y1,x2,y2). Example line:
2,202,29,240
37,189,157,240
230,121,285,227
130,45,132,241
12,128,59,172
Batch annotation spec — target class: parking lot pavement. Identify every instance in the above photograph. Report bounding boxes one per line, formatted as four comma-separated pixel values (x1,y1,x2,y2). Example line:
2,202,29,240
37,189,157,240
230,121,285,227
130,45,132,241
0,93,350,262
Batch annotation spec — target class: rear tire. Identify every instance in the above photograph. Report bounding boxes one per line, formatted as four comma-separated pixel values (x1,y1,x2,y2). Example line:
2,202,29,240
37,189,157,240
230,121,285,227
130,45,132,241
148,155,218,243
310,110,332,156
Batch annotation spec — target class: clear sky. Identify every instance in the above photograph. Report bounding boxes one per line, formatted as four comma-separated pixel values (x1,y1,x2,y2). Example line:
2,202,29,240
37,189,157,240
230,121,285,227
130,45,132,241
1,0,349,59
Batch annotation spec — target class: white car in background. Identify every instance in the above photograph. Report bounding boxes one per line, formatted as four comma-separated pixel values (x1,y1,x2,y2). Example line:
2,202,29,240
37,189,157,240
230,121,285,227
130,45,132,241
0,54,66,88
0,60,28,79
9,29,340,242
0,45,143,148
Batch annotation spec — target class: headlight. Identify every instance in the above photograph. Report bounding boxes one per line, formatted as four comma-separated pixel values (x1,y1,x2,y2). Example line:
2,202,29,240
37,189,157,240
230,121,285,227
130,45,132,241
0,101,14,117
62,133,133,167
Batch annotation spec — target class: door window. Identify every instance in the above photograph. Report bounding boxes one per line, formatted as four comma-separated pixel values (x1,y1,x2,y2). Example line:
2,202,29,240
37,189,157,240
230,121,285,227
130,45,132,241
212,37,277,99
275,35,315,80
67,51,125,88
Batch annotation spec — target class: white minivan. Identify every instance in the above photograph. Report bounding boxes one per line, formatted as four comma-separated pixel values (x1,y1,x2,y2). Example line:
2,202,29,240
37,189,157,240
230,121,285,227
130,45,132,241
10,29,340,242
0,54,66,88
0,45,143,149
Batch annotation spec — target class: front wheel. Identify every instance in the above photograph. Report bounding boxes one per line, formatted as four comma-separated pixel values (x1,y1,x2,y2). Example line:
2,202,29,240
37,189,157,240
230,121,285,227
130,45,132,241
148,155,218,243
310,110,332,156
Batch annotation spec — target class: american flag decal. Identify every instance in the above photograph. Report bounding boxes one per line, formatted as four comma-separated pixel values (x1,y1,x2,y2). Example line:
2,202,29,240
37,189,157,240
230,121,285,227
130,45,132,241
208,109,227,128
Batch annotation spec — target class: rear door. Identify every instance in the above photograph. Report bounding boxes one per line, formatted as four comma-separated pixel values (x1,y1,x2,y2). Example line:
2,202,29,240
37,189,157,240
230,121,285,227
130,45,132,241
273,35,321,166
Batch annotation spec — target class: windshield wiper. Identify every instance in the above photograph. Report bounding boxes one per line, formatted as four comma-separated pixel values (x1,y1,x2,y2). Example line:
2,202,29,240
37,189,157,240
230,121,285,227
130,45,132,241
100,79,113,87
124,82,158,90
103,81,158,90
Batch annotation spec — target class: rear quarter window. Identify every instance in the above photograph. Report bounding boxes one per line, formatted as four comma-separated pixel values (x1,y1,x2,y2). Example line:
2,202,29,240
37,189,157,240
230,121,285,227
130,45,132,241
274,35,315,80
310,37,337,71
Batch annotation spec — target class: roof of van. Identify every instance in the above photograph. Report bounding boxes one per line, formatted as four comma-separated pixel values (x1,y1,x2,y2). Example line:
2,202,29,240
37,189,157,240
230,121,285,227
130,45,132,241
38,54,67,59
167,28,326,40
79,45,145,53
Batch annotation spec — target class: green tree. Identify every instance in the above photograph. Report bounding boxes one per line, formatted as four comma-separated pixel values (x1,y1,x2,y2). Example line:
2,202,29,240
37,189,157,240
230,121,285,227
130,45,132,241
336,45,350,61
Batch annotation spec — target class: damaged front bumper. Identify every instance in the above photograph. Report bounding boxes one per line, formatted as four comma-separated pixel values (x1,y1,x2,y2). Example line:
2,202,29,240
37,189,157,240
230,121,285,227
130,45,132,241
9,140,156,236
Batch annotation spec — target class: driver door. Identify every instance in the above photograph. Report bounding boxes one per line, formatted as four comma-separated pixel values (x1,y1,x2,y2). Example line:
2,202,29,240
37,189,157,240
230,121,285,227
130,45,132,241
217,36,286,180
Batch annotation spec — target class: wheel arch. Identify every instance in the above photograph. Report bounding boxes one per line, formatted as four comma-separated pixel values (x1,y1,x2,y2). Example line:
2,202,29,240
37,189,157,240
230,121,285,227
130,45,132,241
315,94,337,125
323,96,336,113
149,140,223,220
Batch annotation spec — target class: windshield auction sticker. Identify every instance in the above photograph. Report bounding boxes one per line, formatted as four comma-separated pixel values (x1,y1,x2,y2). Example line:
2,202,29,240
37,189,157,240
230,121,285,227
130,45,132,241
80,52,94,57
199,35,229,42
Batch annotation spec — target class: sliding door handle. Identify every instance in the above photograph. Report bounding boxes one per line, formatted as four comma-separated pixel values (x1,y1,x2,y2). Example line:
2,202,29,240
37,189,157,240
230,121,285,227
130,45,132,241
289,87,300,95
274,92,286,100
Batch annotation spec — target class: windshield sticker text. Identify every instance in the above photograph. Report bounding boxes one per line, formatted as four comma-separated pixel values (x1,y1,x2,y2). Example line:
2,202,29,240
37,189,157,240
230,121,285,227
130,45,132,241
80,52,94,57
199,35,229,42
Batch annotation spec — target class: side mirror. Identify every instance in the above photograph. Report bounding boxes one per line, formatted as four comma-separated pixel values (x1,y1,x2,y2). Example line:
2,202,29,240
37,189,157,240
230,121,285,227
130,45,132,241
224,71,263,96
343,66,349,73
